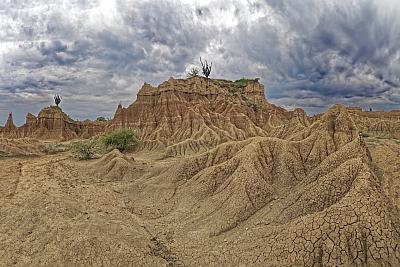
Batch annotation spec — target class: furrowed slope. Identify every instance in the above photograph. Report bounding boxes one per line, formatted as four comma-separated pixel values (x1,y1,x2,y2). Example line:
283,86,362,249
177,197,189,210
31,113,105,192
130,104,400,266
0,138,44,157
346,109,400,139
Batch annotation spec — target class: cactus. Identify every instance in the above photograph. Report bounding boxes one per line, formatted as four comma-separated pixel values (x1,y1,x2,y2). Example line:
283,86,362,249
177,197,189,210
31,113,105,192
200,57,212,78
54,94,62,107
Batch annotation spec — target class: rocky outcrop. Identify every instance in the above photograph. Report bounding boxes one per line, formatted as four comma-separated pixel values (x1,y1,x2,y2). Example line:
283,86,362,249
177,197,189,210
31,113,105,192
110,76,310,155
0,113,17,138
4,113,16,132
1,106,107,140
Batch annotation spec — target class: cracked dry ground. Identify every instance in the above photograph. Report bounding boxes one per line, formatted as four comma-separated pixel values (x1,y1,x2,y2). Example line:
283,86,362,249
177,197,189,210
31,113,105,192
1,141,400,263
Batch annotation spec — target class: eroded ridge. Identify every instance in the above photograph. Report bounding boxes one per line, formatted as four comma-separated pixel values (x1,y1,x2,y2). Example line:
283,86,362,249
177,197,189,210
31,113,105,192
138,105,400,266
0,104,399,266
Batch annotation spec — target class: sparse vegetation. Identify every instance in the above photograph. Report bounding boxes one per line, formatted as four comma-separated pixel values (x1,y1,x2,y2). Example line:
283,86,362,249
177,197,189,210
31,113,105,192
41,142,70,154
243,96,259,110
71,140,102,160
96,116,107,122
187,67,200,78
148,237,178,266
234,78,259,86
212,79,228,87
227,78,260,96
101,128,139,152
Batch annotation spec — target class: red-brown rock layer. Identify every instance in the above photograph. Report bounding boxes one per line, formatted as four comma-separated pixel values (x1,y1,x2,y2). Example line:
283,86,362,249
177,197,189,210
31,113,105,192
1,106,106,140
110,76,309,155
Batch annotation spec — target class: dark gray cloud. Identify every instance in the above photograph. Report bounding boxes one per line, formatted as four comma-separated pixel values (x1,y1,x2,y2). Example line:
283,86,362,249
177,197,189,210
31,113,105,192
0,0,399,125
227,0,400,111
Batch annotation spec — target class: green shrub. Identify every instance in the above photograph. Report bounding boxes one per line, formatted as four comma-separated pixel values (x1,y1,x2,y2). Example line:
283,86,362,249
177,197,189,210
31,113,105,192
233,78,259,87
228,78,258,95
96,116,107,122
102,128,139,152
71,140,102,160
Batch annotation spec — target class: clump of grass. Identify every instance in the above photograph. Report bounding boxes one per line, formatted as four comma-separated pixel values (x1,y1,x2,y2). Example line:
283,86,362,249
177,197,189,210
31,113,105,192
244,98,258,110
228,78,259,96
71,140,103,160
241,95,262,111
40,142,70,154
212,79,230,87
233,78,259,86
101,128,139,152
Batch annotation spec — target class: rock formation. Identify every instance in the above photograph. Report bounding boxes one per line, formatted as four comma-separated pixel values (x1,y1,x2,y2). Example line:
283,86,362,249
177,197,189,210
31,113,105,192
129,105,400,266
1,106,106,140
110,76,309,156
1,76,400,266
1,76,399,149
4,113,16,132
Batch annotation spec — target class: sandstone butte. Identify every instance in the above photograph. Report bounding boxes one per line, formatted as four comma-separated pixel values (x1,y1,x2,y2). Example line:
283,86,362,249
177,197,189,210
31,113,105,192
0,76,399,266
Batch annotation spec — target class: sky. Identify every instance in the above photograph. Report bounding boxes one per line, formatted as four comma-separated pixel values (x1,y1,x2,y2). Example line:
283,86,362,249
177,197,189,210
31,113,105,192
1,0,400,125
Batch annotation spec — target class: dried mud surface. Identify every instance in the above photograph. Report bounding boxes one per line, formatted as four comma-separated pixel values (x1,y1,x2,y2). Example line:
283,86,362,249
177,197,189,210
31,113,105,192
0,106,399,266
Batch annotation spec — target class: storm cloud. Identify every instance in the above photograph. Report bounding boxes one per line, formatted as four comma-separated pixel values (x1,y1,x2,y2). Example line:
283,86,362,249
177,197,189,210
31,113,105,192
0,0,399,124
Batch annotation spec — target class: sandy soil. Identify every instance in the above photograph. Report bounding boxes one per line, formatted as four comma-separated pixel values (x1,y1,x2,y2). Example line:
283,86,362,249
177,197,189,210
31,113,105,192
0,115,399,266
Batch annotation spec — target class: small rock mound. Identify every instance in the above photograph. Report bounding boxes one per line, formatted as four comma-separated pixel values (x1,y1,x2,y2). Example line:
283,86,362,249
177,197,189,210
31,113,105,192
0,138,44,157
90,149,136,181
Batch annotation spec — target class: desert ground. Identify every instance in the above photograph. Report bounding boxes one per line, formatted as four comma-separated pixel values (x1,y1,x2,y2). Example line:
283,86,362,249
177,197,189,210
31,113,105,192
0,78,399,266
0,129,399,266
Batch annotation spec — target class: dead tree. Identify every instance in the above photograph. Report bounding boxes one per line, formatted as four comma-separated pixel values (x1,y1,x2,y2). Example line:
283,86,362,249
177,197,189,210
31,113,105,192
187,67,200,78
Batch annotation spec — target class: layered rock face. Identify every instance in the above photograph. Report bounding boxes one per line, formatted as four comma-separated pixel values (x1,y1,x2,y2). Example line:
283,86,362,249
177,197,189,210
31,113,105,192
1,106,106,140
111,76,309,155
